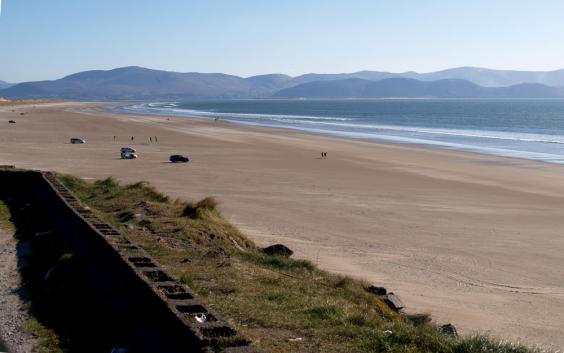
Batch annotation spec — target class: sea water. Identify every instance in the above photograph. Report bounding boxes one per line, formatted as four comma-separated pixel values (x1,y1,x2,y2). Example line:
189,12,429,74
120,98,564,164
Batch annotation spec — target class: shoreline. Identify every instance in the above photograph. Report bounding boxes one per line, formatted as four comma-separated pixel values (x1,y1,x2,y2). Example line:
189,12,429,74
113,99,564,166
1,102,564,349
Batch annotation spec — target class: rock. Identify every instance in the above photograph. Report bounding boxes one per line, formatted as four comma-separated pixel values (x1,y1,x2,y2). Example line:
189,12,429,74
366,285,387,296
262,244,293,257
439,323,458,337
382,293,404,312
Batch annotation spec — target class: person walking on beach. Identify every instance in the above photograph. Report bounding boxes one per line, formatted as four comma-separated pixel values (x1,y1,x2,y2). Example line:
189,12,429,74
150,137,152,143
113,135,116,141
155,136,158,143
131,136,134,142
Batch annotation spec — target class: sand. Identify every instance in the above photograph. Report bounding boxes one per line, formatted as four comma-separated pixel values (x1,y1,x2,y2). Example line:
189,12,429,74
1,102,563,350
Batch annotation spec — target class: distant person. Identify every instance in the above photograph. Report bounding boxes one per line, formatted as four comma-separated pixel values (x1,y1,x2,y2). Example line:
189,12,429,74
113,135,116,141
155,136,158,143
150,137,152,142
131,136,134,142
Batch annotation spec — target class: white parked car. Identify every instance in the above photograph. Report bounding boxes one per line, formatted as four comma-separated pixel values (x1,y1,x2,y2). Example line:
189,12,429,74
121,152,138,159
70,138,86,144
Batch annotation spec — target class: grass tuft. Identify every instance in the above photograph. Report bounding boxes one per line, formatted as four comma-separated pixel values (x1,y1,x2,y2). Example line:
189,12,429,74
239,252,315,273
24,318,63,353
182,197,220,219
0,200,15,231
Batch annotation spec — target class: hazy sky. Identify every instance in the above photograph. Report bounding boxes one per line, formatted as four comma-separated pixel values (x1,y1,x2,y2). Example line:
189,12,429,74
1,0,564,82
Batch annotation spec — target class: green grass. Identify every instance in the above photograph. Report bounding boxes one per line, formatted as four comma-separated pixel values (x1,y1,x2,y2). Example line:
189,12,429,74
59,174,537,353
0,200,15,232
239,252,315,272
24,318,63,353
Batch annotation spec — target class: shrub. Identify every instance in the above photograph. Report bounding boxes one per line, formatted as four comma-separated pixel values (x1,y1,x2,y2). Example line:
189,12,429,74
182,197,219,219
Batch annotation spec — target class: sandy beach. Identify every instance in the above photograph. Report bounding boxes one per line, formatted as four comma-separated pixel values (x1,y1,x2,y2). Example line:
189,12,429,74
1,102,563,350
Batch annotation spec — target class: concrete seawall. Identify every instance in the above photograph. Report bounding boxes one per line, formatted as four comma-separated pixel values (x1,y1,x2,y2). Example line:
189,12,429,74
0,169,261,353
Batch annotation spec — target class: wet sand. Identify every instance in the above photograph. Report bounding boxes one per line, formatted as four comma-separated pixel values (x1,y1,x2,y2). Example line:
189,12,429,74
1,102,563,350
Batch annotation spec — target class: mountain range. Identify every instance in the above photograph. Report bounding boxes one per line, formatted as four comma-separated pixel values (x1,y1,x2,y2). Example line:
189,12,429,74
2,66,564,100
274,78,564,99
0,80,12,90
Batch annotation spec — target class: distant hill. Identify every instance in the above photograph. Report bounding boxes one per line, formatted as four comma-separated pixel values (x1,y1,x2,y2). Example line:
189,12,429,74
290,71,400,86
2,66,564,100
0,80,12,89
0,67,257,100
274,78,564,99
403,67,564,87
292,67,564,88
244,74,293,95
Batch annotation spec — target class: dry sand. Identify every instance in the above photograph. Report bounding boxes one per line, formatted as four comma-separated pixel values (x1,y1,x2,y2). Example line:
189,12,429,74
1,102,563,350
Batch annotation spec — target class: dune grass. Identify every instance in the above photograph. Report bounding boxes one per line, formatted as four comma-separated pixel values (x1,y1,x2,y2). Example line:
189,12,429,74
23,318,63,353
0,200,15,232
60,175,537,353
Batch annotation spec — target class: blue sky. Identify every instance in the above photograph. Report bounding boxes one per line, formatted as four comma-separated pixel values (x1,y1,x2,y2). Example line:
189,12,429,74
1,0,564,82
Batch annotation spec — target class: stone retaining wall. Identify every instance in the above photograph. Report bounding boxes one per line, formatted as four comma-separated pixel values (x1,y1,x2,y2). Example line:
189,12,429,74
0,169,262,353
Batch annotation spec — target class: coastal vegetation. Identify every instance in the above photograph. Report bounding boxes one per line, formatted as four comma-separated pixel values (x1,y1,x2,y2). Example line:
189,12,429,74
54,175,537,353
0,99,57,106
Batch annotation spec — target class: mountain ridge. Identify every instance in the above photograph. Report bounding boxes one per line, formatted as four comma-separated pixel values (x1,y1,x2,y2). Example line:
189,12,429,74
274,78,564,99
291,66,564,87
2,66,564,100
0,80,12,90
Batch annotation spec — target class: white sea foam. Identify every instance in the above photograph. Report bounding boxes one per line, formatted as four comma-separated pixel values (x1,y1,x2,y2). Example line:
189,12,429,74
117,101,564,164
129,102,564,145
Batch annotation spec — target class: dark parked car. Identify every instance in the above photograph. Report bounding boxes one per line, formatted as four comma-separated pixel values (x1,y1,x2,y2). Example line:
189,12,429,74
170,155,189,163
8,120,16,123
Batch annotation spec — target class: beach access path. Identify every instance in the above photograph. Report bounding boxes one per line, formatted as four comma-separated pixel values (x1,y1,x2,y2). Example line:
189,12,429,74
0,226,35,353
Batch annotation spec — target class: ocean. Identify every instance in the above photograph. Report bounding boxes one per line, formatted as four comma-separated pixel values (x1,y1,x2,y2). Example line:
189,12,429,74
119,98,564,164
